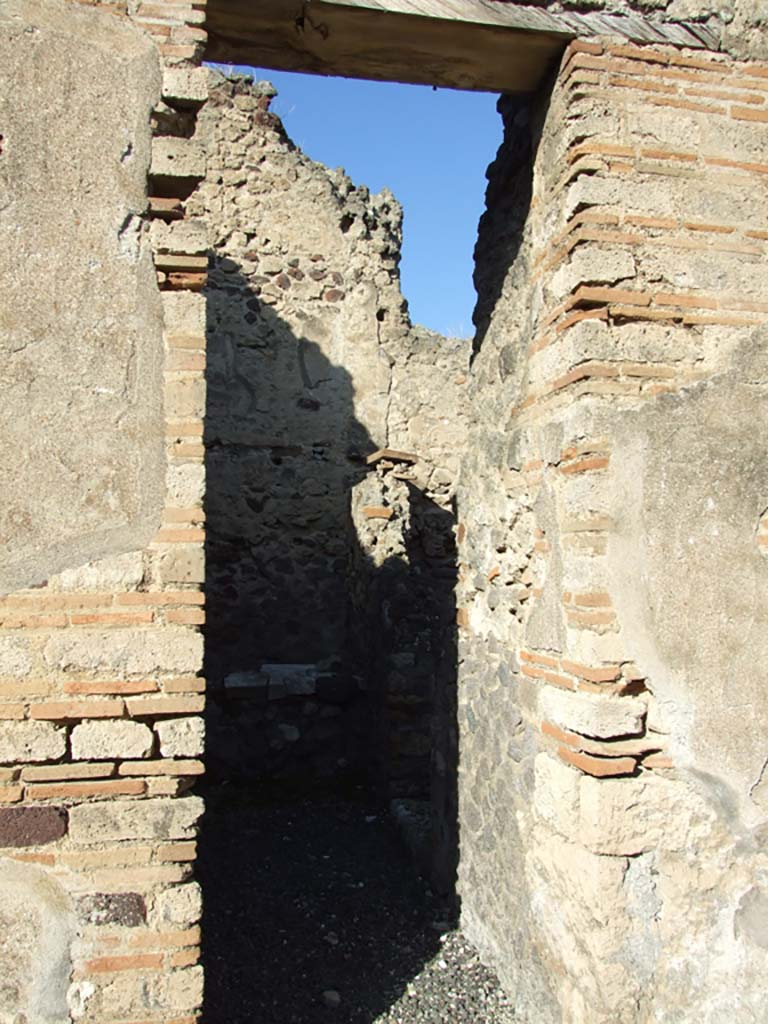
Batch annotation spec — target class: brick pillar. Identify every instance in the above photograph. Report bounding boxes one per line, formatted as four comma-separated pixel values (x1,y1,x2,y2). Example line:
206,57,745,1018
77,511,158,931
0,3,210,1022
458,38,768,1023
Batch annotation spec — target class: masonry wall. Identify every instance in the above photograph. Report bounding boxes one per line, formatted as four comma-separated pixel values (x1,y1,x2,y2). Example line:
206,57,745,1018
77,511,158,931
4,1,768,1021
0,3,209,1022
458,38,768,1023
191,72,468,786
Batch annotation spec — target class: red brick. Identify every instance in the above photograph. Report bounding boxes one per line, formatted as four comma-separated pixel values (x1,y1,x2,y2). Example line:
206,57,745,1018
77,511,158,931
653,291,719,309
572,285,652,307
560,660,621,683
558,746,637,777
125,696,204,716
127,926,201,950
0,703,25,720
27,779,146,801
116,592,205,607
64,680,158,696
640,147,697,162
559,456,610,474
521,665,575,691
166,608,205,626
84,953,163,974
361,506,394,520
731,105,768,122
162,676,206,694
0,613,68,629
169,948,199,968
163,507,206,523
643,752,674,769
566,609,616,627
70,612,154,627
157,841,197,862
520,649,560,669
118,759,204,777
153,528,206,544
22,763,114,782
570,592,612,608
29,700,124,720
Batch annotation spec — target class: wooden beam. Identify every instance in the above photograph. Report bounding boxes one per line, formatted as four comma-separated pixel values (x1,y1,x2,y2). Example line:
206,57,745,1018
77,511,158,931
204,0,718,93
205,0,569,93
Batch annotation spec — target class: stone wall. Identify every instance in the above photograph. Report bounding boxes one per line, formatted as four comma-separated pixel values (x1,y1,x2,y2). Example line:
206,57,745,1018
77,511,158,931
458,37,768,1023
191,72,469,786
0,3,209,1023
3,1,768,1021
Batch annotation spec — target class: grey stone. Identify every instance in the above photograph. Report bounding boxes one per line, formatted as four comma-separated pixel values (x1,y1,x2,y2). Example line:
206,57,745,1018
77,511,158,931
734,887,768,949
68,797,203,845
0,859,75,1024
77,892,146,927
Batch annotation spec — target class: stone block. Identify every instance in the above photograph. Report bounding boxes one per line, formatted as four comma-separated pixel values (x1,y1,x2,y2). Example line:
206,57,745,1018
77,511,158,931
151,138,206,179
0,721,66,763
150,218,209,256
150,881,202,927
162,67,209,106
156,718,205,758
539,687,646,739
167,463,205,508
533,752,580,839
52,551,144,593
69,797,203,845
154,546,206,586
77,892,146,927
162,291,206,334
43,628,203,676
165,379,206,420
578,773,709,856
0,806,67,848
0,636,32,677
166,964,204,1010
263,663,317,697
71,720,154,761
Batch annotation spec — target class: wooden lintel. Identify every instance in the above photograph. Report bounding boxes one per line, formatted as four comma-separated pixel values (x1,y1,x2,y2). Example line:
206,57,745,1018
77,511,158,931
205,0,569,93
205,0,717,94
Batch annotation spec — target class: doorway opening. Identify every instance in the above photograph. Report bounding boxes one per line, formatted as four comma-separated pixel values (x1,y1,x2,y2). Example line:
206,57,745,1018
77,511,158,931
190,63,528,1023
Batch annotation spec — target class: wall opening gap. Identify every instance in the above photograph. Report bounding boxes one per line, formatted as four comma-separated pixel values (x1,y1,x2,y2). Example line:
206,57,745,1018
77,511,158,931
194,64,520,1023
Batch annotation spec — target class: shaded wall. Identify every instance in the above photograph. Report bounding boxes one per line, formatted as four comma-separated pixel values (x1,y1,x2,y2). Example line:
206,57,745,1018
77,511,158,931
192,73,469,787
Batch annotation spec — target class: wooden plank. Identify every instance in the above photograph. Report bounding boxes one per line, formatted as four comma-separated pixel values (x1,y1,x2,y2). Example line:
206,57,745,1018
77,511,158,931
205,0,717,95
205,0,570,93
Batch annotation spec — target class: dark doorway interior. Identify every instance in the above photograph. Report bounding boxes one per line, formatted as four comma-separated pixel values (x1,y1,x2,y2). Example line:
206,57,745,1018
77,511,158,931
191,66,531,1022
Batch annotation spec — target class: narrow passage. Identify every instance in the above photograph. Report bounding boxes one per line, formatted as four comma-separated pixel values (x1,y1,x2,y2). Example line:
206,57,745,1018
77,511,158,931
198,784,516,1023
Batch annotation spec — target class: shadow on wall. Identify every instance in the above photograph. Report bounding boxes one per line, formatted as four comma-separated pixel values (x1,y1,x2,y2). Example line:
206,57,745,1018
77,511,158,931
472,94,535,359
197,261,459,1022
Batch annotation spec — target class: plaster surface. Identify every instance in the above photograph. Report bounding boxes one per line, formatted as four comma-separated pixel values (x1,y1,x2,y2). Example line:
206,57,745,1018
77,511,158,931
0,0,165,594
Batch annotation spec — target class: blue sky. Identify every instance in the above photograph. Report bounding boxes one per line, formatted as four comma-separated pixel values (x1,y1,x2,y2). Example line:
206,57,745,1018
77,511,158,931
210,67,501,338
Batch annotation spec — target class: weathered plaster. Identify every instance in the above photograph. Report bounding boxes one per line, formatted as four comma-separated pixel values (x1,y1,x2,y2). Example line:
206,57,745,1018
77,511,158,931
0,0,165,594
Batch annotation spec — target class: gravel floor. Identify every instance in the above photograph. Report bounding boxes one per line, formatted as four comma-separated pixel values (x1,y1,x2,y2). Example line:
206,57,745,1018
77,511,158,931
198,784,516,1023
